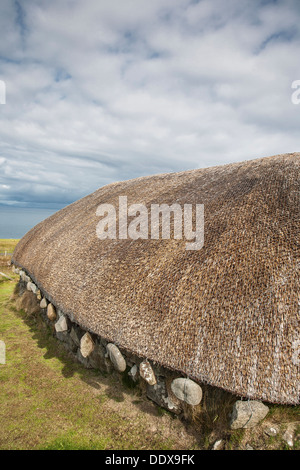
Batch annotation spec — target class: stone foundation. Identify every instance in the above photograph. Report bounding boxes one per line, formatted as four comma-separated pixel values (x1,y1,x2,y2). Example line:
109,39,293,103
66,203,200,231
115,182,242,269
12,266,270,428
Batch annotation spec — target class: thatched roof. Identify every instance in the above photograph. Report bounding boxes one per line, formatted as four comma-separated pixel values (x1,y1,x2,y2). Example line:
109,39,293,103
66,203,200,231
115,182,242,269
12,153,300,404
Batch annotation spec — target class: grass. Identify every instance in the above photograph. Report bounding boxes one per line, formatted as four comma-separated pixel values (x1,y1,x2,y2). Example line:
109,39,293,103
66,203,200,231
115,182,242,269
227,429,245,450
0,277,191,450
268,403,300,422
0,239,19,253
0,239,184,450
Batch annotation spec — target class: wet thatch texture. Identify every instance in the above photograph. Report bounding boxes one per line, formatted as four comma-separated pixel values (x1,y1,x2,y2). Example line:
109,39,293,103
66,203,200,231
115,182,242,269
12,153,300,404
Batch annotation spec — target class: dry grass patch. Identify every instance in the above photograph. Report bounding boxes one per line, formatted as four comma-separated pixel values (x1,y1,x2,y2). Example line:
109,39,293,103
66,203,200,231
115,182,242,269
0,239,19,254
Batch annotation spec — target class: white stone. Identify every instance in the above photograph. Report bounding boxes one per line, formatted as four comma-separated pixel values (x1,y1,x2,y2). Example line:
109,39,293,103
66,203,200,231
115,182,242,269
230,400,269,429
212,439,224,450
80,332,95,358
264,426,279,437
55,315,68,333
0,340,5,365
282,427,294,448
20,271,30,283
171,378,202,406
106,343,126,372
139,360,156,386
40,297,47,309
162,395,178,411
128,364,138,381
30,283,38,294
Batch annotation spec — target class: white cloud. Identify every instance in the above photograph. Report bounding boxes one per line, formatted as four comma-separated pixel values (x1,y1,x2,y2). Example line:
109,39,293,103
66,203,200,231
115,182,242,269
0,0,299,207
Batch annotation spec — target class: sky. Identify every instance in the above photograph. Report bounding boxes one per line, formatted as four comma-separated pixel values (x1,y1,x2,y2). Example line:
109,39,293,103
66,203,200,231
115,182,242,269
0,0,300,209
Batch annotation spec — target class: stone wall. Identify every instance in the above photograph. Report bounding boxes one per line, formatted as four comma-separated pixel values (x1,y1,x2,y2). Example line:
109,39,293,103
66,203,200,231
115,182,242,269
12,265,271,430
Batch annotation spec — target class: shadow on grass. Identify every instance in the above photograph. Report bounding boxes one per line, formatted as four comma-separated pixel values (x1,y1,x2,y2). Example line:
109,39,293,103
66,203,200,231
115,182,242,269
12,297,170,415
10,285,240,449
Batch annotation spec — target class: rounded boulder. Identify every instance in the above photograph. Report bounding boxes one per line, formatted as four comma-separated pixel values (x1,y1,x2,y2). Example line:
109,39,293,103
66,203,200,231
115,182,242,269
106,343,126,372
171,378,202,406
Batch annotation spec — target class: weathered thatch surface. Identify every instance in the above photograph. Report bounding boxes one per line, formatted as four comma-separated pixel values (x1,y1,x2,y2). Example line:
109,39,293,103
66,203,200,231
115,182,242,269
12,153,300,404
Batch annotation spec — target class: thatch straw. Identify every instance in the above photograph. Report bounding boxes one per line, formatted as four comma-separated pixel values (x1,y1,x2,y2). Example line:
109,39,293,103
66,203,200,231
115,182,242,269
12,152,300,404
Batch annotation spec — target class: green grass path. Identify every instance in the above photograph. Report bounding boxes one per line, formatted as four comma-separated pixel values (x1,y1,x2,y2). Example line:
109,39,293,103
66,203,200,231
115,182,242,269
0,278,193,450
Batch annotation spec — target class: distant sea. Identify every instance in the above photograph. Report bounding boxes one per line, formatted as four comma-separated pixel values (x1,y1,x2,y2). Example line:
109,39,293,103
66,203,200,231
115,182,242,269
0,206,59,239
